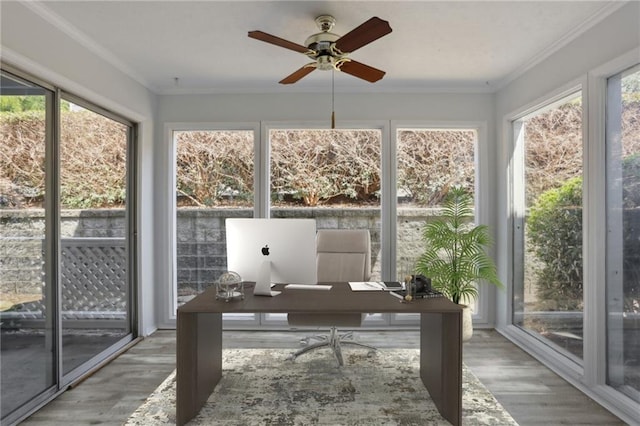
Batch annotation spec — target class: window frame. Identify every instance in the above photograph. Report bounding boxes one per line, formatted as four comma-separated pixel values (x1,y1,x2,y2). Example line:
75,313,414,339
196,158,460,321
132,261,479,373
390,120,491,325
505,79,586,374
162,119,492,328
162,122,261,327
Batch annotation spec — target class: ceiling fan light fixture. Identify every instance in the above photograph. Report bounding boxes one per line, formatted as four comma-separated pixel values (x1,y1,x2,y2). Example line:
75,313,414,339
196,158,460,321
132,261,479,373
317,55,335,71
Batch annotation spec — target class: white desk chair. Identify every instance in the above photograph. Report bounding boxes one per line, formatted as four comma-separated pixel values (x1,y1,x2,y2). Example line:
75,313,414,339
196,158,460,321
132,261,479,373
287,229,376,366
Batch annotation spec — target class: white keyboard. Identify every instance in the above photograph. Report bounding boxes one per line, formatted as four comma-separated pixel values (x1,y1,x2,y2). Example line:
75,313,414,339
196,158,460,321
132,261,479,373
284,284,332,291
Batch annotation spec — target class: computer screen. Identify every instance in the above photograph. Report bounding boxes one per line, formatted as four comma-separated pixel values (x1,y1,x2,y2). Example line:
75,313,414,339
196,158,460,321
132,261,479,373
225,218,318,295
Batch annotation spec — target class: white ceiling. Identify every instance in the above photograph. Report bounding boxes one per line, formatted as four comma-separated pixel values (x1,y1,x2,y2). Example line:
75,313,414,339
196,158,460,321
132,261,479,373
13,1,625,94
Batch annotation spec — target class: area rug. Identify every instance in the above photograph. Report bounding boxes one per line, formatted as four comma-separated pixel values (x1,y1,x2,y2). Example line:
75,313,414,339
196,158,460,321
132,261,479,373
125,348,517,425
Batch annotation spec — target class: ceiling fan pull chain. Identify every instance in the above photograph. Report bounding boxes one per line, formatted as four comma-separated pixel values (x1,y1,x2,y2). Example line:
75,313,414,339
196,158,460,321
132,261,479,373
331,70,336,129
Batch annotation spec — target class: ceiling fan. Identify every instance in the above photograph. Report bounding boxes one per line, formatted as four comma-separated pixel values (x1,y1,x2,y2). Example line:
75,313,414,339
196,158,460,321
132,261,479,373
248,15,392,84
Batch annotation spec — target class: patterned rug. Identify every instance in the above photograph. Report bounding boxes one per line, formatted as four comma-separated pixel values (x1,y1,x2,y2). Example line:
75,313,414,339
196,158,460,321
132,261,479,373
125,348,518,425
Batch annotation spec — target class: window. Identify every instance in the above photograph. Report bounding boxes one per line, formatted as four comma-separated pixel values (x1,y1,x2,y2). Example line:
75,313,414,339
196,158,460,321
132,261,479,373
167,123,488,329
173,128,256,323
269,129,381,272
606,64,640,402
395,128,477,323
267,128,383,325
512,91,584,361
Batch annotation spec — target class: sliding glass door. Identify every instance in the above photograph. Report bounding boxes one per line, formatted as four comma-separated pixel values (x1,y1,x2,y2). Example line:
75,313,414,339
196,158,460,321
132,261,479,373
59,97,134,376
0,69,56,421
0,67,138,424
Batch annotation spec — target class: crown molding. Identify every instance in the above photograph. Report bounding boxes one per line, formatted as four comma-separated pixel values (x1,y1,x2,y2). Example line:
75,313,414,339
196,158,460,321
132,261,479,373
20,0,158,93
494,1,628,91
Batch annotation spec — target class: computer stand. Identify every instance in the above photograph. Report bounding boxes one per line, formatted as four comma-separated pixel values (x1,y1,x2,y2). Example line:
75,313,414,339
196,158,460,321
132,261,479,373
253,260,281,296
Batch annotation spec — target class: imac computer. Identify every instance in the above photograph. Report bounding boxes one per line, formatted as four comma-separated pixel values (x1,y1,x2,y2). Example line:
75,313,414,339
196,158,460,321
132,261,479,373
225,218,318,296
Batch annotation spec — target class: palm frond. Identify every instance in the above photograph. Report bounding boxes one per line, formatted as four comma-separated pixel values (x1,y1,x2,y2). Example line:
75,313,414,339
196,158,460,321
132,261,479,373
414,186,502,305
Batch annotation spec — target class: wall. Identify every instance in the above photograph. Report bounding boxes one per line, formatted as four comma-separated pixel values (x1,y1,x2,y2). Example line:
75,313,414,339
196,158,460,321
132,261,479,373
1,1,158,335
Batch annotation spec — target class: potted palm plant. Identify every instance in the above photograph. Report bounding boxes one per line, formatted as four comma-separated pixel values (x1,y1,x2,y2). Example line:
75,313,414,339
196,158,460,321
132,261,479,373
415,187,502,340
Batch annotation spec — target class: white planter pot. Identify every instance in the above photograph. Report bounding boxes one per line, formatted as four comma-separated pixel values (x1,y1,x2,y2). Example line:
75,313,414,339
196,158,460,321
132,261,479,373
461,304,473,341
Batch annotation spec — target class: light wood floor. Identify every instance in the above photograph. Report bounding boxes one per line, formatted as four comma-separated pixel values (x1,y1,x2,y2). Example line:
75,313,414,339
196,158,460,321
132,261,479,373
20,329,625,425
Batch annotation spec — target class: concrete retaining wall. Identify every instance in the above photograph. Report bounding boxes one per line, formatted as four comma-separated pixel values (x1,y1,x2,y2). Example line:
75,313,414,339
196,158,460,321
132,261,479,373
1,207,441,298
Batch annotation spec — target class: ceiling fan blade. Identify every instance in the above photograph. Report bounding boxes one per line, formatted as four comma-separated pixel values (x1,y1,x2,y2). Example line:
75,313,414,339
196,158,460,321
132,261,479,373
338,60,386,83
279,65,316,84
334,17,392,53
248,30,309,54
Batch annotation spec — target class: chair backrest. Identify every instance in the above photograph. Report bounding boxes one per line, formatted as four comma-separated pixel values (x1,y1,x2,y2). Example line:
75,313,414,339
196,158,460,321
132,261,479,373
316,229,371,282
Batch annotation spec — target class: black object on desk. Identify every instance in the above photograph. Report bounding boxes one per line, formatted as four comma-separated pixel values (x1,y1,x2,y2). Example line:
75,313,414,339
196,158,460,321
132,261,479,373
393,288,444,299
381,281,403,290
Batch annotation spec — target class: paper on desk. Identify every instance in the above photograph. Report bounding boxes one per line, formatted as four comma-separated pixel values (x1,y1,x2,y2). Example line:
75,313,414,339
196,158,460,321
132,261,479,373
349,281,386,291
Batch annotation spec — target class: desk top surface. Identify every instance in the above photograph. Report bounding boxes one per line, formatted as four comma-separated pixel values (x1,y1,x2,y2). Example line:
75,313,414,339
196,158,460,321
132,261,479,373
178,282,462,314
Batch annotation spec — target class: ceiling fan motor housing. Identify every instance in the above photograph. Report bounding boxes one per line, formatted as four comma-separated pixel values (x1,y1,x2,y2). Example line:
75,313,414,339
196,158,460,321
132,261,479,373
304,14,343,70
304,32,340,52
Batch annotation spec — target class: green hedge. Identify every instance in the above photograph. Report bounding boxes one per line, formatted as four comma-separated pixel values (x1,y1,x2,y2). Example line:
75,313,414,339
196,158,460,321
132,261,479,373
528,154,640,311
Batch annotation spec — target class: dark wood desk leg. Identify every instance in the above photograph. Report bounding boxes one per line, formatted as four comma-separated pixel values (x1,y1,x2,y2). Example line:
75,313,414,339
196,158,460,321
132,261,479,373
176,311,223,426
420,311,462,426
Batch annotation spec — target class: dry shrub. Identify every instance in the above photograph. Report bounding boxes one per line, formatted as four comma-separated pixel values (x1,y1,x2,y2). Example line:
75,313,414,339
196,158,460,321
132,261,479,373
1,110,128,208
175,130,254,206
622,101,640,156
397,129,475,205
524,103,583,204
3,102,640,209
270,129,381,206
59,111,128,208
524,101,640,204
0,111,46,207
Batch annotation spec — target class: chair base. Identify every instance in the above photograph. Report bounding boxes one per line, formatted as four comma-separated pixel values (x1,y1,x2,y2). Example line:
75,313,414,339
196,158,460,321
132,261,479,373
288,327,377,366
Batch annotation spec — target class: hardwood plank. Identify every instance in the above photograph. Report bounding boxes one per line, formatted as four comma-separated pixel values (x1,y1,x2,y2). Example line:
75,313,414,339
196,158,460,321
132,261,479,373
20,329,624,426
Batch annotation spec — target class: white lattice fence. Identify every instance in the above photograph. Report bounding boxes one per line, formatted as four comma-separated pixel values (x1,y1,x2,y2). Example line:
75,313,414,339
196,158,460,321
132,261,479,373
1,238,127,325
59,238,127,319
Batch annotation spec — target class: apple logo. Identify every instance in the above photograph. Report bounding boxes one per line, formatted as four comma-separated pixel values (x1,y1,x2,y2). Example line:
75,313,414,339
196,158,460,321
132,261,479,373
261,245,270,256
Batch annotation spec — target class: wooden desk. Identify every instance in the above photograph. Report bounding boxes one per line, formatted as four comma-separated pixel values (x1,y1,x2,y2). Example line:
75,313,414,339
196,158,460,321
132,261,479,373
176,283,463,425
